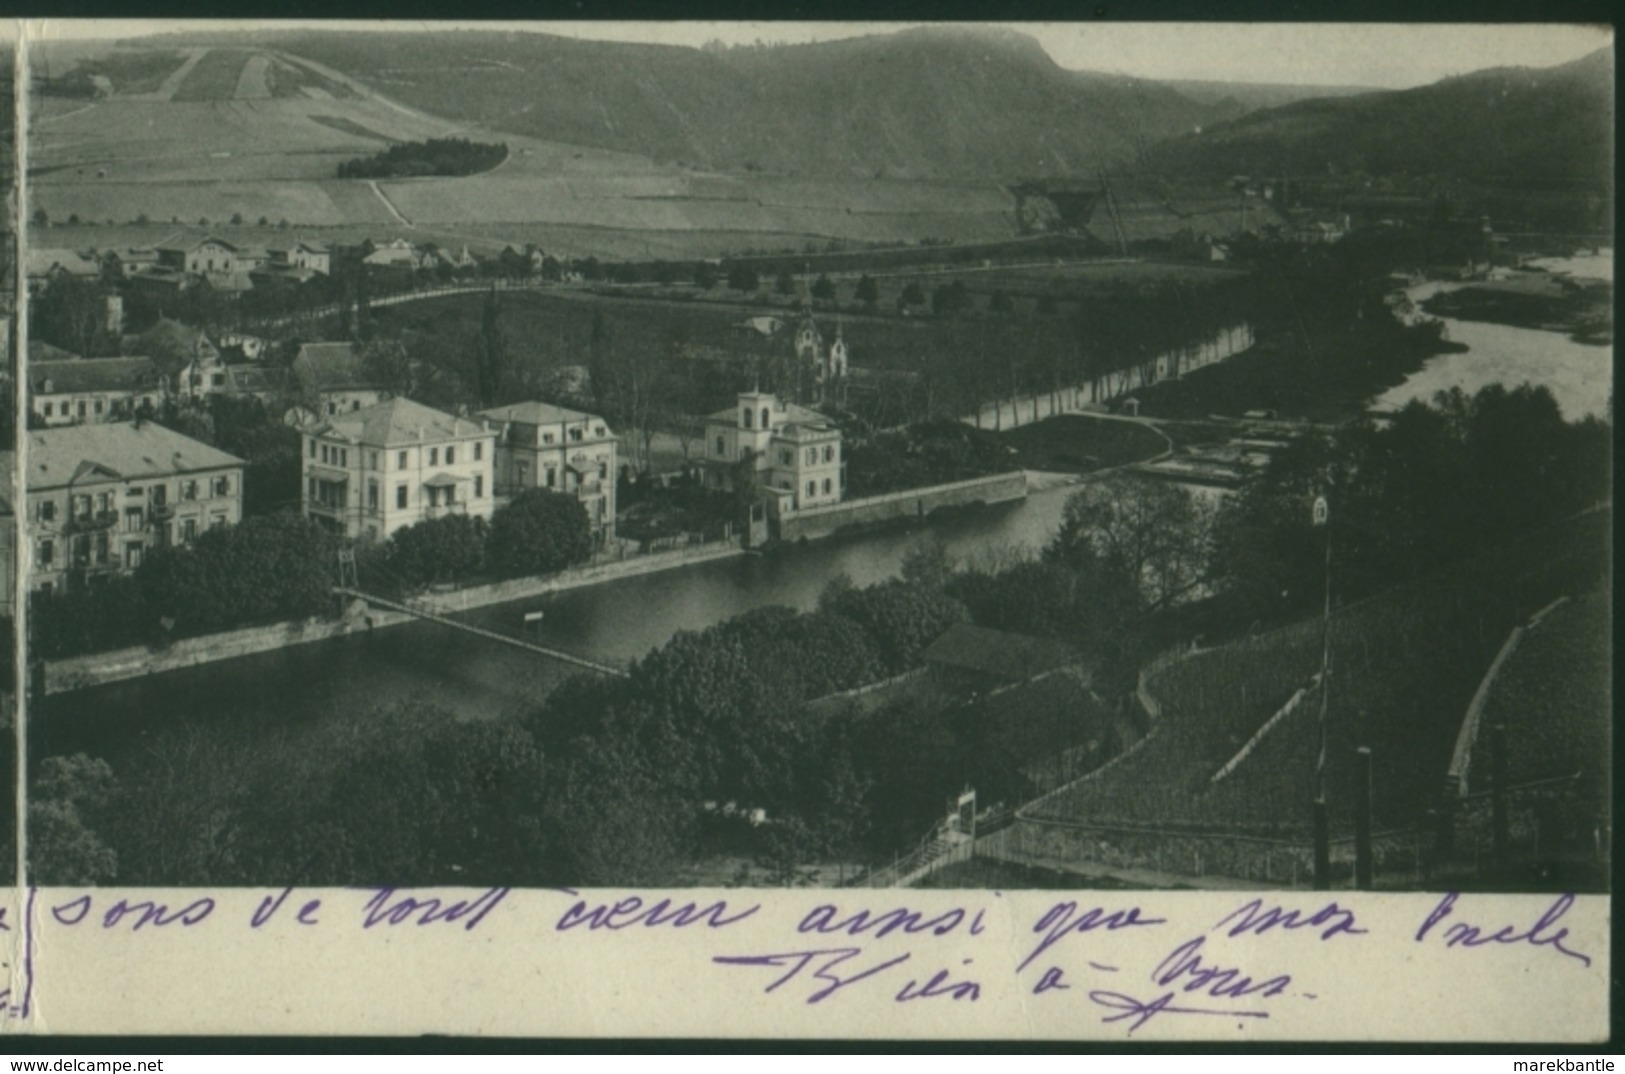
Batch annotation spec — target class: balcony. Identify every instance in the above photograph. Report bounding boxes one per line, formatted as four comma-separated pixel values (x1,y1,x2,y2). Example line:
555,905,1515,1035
67,510,119,533
423,503,468,520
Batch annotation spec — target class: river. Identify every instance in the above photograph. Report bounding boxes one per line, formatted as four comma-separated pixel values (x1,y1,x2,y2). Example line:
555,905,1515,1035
37,477,1085,760
1371,250,1613,421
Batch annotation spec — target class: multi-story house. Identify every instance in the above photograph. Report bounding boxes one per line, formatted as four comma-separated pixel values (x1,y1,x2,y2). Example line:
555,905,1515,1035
6,421,245,594
478,401,618,538
301,397,496,542
701,390,844,512
30,356,167,426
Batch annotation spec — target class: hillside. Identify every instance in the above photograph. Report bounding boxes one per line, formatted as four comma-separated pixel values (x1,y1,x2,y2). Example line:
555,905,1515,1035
1146,48,1614,188
132,26,1227,181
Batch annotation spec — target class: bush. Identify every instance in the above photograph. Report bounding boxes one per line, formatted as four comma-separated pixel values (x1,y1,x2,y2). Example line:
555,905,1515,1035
385,515,487,589
486,490,593,578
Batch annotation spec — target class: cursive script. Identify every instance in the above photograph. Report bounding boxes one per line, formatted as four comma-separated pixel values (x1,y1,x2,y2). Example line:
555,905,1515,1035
1415,892,1592,967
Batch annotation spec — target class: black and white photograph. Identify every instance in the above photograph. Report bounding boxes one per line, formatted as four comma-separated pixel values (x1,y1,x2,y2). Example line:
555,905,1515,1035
10,20,1612,907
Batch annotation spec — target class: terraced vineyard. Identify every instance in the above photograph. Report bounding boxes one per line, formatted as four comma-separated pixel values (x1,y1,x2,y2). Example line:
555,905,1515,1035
1028,509,1610,839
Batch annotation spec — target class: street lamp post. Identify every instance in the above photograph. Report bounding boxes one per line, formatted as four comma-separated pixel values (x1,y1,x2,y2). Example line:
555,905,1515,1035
1312,494,1332,890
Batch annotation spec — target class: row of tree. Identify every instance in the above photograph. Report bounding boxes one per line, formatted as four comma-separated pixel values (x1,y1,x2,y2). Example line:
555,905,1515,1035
336,137,509,179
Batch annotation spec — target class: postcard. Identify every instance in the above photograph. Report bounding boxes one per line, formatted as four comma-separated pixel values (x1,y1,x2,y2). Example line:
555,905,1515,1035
1,19,1613,1041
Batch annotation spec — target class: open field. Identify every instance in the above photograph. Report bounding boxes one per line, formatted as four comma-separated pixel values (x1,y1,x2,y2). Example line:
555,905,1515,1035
29,43,1028,258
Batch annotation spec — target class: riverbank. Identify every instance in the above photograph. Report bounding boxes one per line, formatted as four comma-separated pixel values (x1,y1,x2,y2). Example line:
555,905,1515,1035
1420,275,1612,344
43,538,747,694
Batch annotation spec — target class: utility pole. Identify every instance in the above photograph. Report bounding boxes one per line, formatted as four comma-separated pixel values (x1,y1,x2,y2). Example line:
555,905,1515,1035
1312,494,1333,889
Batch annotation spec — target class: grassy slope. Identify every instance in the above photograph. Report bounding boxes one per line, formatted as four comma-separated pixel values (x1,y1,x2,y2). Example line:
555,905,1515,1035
1028,509,1609,839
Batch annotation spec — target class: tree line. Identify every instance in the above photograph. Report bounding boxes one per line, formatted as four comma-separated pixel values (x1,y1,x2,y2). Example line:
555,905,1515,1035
337,137,509,179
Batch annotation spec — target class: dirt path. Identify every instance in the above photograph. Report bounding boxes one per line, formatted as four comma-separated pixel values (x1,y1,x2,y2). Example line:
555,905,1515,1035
368,181,414,228
140,47,209,102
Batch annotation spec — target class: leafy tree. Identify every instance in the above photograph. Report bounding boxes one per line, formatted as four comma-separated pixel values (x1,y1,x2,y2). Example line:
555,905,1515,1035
774,270,796,296
727,265,760,293
486,489,593,578
544,725,695,886
811,274,837,302
855,275,880,307
1048,474,1215,613
386,515,487,589
899,282,926,308
29,755,119,885
820,578,969,673
693,262,719,290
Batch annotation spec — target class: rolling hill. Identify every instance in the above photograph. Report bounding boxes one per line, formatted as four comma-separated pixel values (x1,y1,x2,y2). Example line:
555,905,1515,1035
1146,47,1614,188
120,26,1230,181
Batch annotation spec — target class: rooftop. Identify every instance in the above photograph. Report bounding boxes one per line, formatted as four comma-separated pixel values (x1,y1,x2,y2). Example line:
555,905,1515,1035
317,397,490,447
22,421,245,490
31,356,164,395
479,401,608,428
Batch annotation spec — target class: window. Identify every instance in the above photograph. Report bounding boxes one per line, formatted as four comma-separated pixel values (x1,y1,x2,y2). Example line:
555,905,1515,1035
805,448,817,465
445,485,456,505
182,480,198,501
327,402,337,416
367,480,379,510
543,433,555,445
309,438,317,458
761,408,769,429
742,408,753,429
97,492,113,513
370,451,380,470
570,428,583,442
181,518,198,543
73,495,91,519
340,449,348,467
211,373,225,387
125,507,143,532
94,400,104,415
215,476,230,497
77,401,87,418
595,425,605,437
40,501,55,523
43,403,53,418
474,475,483,498
715,436,726,457
210,512,227,530
806,481,816,498
151,485,166,506
396,484,408,509
125,543,143,570
779,449,792,465
823,478,832,495
429,447,439,466
823,445,834,463
321,444,329,464
446,446,456,465
545,467,558,489
398,451,408,469
37,539,53,566
518,461,530,484
473,441,483,461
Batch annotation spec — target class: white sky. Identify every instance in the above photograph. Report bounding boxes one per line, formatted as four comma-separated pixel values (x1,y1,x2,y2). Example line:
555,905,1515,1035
22,19,1613,89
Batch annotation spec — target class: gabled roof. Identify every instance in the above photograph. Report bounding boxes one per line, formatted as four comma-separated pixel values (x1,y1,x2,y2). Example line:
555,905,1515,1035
27,340,81,363
922,623,1080,684
30,356,164,395
478,401,607,427
132,317,216,362
23,421,245,491
316,397,489,447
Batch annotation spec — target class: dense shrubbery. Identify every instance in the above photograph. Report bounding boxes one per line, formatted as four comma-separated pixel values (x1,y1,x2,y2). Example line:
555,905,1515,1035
337,137,508,179
31,512,336,659
486,489,594,579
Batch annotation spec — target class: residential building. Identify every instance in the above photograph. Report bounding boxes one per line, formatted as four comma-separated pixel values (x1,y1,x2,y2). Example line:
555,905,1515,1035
102,247,161,278
701,390,843,511
290,341,391,421
8,421,245,594
128,318,224,400
478,401,618,538
301,397,496,542
29,356,167,426
156,236,241,275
